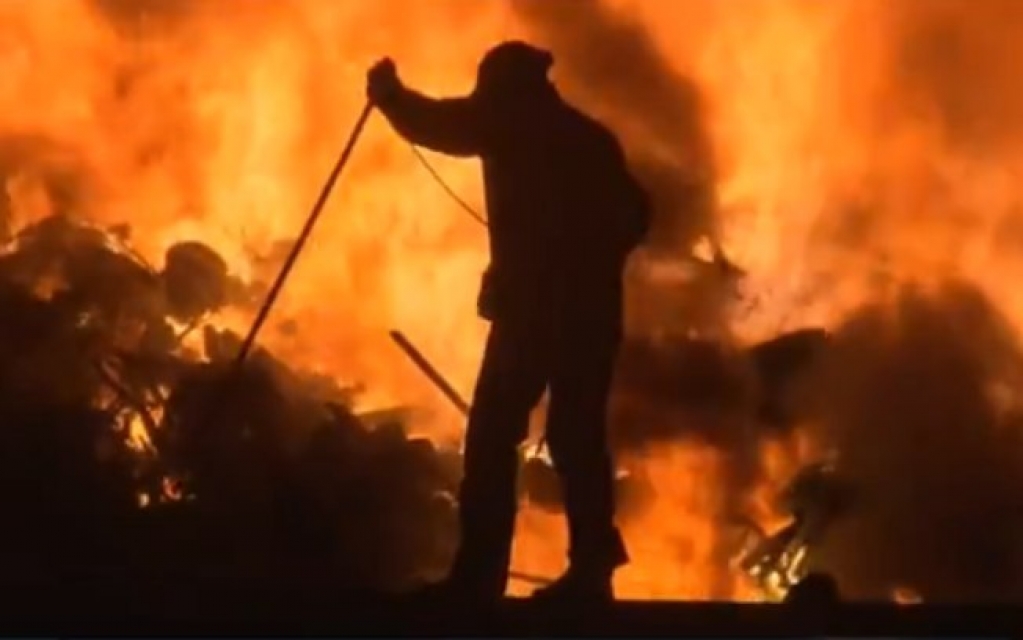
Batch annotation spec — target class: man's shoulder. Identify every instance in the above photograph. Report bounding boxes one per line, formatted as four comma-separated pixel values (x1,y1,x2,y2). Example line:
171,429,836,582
558,103,621,154
561,103,613,135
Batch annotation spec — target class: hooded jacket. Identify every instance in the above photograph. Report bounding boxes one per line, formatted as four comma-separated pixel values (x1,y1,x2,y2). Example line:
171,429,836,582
374,42,650,324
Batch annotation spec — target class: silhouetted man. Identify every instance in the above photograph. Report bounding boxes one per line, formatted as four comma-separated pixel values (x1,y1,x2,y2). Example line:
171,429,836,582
367,41,650,603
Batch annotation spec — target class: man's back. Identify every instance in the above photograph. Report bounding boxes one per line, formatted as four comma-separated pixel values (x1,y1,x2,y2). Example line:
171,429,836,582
367,46,649,318
478,94,648,314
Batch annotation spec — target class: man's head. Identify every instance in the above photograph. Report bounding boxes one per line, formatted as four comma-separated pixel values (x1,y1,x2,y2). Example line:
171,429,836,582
473,41,554,102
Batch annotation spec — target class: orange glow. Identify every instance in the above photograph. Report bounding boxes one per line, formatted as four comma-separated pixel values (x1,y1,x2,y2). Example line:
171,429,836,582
6,0,1021,600
893,586,923,605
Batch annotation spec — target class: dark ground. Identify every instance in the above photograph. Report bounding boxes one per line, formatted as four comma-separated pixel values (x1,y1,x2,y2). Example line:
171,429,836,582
0,573,1018,637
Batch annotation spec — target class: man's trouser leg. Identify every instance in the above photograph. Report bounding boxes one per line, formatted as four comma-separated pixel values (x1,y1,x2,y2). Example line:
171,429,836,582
545,323,627,576
448,321,546,597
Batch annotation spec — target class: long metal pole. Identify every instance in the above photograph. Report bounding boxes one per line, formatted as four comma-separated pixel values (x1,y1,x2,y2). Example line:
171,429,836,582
231,102,374,371
388,330,470,415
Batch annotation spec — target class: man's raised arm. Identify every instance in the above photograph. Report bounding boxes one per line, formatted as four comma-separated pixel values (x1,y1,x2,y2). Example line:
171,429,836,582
367,59,485,158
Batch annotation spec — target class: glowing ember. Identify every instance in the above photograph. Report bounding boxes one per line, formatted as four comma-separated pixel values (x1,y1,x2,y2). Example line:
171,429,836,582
125,412,154,453
893,586,923,605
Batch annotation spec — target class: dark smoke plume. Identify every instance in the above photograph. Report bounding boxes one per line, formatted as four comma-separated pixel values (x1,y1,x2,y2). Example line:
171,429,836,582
808,282,1023,600
90,0,199,32
512,0,1023,602
507,0,811,583
882,0,1023,155
510,0,717,254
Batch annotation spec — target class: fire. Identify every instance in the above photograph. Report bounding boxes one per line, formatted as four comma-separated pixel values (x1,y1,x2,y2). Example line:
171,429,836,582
893,586,923,605
125,412,153,452
6,0,1023,601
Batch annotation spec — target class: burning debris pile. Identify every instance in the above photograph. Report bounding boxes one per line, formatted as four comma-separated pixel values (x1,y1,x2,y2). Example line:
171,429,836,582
606,271,1023,603
736,456,851,600
0,212,461,589
2,213,1021,603
506,0,1023,604
0,202,842,601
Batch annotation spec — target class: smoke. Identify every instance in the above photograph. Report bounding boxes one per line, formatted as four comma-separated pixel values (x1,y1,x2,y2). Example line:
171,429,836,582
0,134,97,237
511,0,1023,600
509,0,718,254
0,210,461,588
4,0,1023,601
90,0,199,31
783,2,1023,599
807,282,1023,600
0,0,509,594
883,0,1023,155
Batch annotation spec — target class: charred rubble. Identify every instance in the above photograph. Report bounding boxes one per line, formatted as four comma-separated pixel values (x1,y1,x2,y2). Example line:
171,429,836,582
0,212,460,590
6,212,1019,604
0,210,837,595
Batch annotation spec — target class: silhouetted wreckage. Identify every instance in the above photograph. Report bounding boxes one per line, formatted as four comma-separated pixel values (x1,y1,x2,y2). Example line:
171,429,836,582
735,457,852,600
0,213,460,589
0,212,887,609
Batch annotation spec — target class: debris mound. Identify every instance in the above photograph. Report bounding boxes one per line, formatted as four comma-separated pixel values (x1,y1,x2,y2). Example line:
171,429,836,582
0,213,458,590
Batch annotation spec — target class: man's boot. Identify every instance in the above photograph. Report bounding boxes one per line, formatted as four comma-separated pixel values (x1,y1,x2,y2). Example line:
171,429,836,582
530,565,616,604
405,540,511,606
530,529,628,604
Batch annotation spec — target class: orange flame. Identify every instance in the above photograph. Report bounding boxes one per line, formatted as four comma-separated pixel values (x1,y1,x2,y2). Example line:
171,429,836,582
9,0,1020,600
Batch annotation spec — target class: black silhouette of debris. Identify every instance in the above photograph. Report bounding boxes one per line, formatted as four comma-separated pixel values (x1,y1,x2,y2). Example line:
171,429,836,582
0,213,459,590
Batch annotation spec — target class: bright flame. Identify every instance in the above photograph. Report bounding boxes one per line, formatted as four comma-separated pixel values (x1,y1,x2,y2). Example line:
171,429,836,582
125,412,154,453
7,0,1021,600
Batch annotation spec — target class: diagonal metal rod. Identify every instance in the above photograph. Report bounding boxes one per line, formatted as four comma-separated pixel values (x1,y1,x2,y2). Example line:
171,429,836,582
183,102,374,481
388,329,555,588
508,569,554,587
389,330,469,415
230,102,374,372
389,329,553,456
